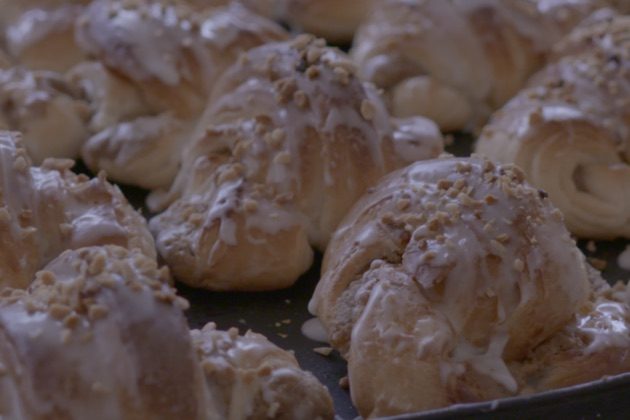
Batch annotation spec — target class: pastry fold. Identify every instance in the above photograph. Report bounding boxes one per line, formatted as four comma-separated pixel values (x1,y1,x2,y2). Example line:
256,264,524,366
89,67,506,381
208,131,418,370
310,157,630,417
476,15,630,239
149,36,443,291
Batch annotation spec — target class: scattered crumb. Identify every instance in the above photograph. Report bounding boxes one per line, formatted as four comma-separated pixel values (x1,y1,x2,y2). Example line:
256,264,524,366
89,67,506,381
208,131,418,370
313,347,333,357
281,319,292,325
339,376,349,389
274,322,282,328
285,299,291,304
238,319,246,324
586,241,597,253
277,333,288,338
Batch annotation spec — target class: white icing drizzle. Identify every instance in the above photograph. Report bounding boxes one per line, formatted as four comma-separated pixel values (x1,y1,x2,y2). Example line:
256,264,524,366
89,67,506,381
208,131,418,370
577,299,630,354
76,0,287,97
0,132,154,289
313,157,591,401
150,36,442,289
301,318,329,343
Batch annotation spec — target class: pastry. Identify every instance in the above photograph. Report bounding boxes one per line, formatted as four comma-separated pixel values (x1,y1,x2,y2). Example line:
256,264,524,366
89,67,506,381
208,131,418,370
475,15,630,239
310,156,630,417
74,0,288,188
82,112,190,190
149,35,443,291
0,67,90,163
0,245,334,419
0,131,154,289
351,0,614,131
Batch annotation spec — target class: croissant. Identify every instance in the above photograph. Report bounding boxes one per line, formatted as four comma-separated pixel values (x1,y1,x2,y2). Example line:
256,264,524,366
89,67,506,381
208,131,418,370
1,0,89,72
0,67,91,163
0,245,334,419
279,0,373,44
0,131,154,289
74,0,288,189
149,35,443,291
475,15,630,239
309,156,630,417
351,0,613,131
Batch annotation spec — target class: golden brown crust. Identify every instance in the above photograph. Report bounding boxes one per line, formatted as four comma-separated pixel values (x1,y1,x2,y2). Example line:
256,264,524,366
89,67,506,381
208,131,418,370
76,0,288,118
310,157,594,416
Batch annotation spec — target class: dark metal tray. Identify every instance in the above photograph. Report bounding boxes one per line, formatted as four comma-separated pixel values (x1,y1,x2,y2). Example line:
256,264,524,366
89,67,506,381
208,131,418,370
120,135,630,419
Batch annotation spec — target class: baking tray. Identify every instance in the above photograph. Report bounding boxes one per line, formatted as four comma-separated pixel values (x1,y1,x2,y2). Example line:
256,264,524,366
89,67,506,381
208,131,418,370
113,134,630,420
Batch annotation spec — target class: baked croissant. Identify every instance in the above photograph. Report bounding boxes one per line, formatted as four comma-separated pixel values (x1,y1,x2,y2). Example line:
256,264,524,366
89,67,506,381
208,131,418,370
475,15,630,239
0,67,90,162
279,0,373,44
0,245,334,419
351,0,612,131
149,35,443,291
0,131,154,289
74,0,288,189
310,156,630,417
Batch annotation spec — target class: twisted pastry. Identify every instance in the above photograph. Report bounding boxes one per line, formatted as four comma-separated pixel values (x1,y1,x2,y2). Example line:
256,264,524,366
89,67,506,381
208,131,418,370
0,67,90,162
74,0,288,189
279,0,373,44
0,245,334,419
475,15,630,239
351,0,612,131
0,131,154,289
310,157,630,417
149,36,443,291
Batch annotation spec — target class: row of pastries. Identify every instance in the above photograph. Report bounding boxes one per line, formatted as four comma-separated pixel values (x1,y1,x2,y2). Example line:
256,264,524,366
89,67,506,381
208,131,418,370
0,0,629,418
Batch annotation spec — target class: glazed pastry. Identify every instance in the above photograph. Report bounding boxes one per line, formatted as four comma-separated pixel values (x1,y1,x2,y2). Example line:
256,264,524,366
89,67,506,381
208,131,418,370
310,156,630,417
0,245,334,419
0,67,90,162
76,0,287,118
82,113,191,190
280,0,373,44
476,15,630,239
74,0,288,188
1,0,89,72
351,0,611,131
0,131,154,289
149,36,443,291
192,323,335,419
